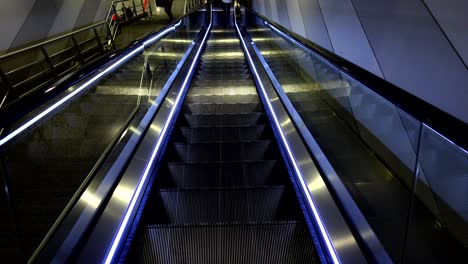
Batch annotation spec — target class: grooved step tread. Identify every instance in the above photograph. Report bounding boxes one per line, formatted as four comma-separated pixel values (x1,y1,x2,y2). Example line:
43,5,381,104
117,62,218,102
130,222,320,264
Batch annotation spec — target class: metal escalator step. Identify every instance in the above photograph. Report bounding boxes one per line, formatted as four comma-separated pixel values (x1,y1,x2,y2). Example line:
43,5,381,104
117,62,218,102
146,186,299,224
160,160,287,188
167,141,276,162
129,222,320,264
194,72,251,80
182,113,266,127
188,86,257,94
175,125,268,143
185,94,259,104
183,102,263,115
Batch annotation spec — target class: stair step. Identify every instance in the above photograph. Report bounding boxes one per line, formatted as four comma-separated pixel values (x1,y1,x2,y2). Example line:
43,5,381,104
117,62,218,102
159,160,287,188
181,112,266,127
186,93,258,104
167,141,276,162
145,186,303,224
175,125,268,143
183,102,263,115
130,222,319,264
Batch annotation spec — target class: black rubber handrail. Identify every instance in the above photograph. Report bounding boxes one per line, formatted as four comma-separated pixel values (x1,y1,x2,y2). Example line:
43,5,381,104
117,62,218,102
0,6,205,130
244,7,467,150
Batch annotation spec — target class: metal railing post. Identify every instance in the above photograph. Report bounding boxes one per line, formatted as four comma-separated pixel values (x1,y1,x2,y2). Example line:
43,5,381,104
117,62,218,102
148,0,153,16
40,47,56,77
71,36,85,64
0,65,13,95
139,0,145,15
132,0,137,16
106,23,116,49
93,28,105,53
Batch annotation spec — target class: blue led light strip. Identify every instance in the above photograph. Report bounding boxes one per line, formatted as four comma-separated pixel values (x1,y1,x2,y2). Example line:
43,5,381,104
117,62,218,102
234,17,340,264
103,7,212,264
0,22,182,148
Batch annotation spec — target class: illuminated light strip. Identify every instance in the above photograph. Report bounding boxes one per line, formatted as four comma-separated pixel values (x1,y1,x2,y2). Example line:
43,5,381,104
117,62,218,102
235,19,340,264
103,6,212,264
143,20,182,46
0,21,183,148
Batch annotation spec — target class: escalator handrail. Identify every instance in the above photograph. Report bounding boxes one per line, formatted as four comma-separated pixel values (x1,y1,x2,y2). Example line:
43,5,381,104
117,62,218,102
243,7,467,151
0,6,206,131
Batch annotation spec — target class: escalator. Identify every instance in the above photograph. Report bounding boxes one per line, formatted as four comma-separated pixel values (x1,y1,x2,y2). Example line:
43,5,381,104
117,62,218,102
0,11,203,262
0,4,466,264
121,25,320,263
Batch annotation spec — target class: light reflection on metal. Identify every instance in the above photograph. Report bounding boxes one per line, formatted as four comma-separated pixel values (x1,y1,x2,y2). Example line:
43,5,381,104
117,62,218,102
0,20,183,148
81,191,100,209
247,28,269,32
259,50,302,56
251,37,282,42
235,16,340,264
44,86,56,93
211,29,230,33
150,124,161,133
119,129,128,140
332,235,359,250
114,185,133,204
280,119,290,127
103,6,213,264
128,126,141,135
166,97,175,105
308,177,326,192
204,51,244,58
161,39,193,43
144,52,184,57
208,38,239,43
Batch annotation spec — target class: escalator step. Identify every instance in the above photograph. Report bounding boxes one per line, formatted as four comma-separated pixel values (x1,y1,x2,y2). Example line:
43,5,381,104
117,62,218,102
148,187,297,224
167,141,276,162
176,125,268,143
181,112,266,127
159,160,286,188
183,102,263,115
130,222,320,264
185,93,258,104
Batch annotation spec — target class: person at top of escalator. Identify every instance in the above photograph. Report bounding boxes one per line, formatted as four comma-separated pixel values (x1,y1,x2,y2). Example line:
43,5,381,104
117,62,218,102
156,0,175,21
221,0,233,27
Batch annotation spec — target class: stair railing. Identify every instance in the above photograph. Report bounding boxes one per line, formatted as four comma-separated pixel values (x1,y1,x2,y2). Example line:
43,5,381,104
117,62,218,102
0,21,114,109
106,0,153,42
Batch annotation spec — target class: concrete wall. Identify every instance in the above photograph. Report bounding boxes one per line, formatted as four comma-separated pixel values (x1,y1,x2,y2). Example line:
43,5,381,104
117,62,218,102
0,0,111,53
251,0,468,123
